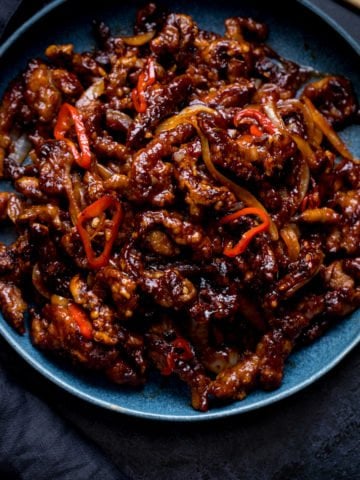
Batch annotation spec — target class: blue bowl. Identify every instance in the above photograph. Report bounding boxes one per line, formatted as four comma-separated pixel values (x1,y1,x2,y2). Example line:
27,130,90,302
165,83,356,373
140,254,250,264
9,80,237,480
0,0,359,421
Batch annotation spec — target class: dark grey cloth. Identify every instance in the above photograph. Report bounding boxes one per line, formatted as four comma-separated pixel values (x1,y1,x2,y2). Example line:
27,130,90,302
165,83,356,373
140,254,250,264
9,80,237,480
0,351,126,480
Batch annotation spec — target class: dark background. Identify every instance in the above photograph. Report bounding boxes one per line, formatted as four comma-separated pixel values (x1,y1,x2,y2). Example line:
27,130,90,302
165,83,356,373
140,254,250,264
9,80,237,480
0,1,359,479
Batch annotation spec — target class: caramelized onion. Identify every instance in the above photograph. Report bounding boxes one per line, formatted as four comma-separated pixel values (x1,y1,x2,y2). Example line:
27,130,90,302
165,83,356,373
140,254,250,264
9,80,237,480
297,207,340,224
50,294,69,306
63,166,81,226
122,30,156,46
72,172,87,211
291,133,317,171
280,224,300,261
32,264,51,299
300,100,323,146
76,78,105,109
297,154,310,205
95,161,114,180
156,105,219,134
303,97,354,161
263,102,286,130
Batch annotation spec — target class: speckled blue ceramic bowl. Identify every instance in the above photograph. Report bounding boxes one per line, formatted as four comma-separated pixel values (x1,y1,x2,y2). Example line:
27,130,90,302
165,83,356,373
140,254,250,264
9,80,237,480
0,0,359,421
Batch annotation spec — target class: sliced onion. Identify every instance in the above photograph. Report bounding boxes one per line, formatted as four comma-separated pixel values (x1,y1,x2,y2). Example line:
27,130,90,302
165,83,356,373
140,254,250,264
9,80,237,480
105,109,133,133
63,166,81,226
263,102,286,130
297,155,310,205
95,161,114,180
297,207,340,224
8,133,32,164
291,133,317,171
291,135,312,206
51,294,70,306
156,105,219,134
72,172,87,211
122,30,156,46
280,224,300,261
76,78,105,109
32,264,51,299
302,97,354,161
301,100,322,146
312,126,323,147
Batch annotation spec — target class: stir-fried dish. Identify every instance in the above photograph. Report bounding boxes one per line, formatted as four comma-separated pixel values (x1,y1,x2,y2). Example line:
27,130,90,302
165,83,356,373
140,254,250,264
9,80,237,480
0,3,359,411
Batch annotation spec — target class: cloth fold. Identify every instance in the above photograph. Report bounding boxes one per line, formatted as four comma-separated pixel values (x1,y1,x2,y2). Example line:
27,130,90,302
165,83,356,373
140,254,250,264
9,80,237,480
0,354,126,480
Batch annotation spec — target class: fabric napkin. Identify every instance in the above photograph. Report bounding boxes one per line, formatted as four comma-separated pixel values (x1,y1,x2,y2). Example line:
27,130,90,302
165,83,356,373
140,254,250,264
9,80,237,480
0,346,127,480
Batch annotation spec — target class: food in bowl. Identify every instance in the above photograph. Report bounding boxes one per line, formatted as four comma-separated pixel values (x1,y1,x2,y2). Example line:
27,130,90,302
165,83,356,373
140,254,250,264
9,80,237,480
0,3,359,411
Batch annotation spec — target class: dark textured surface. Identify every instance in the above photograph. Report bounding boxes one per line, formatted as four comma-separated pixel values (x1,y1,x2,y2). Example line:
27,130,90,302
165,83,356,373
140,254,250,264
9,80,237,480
0,1,359,479
0,341,125,480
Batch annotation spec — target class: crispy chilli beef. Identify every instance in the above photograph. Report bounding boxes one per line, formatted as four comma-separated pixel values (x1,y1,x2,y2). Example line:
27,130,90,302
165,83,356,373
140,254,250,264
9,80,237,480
0,5,359,411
